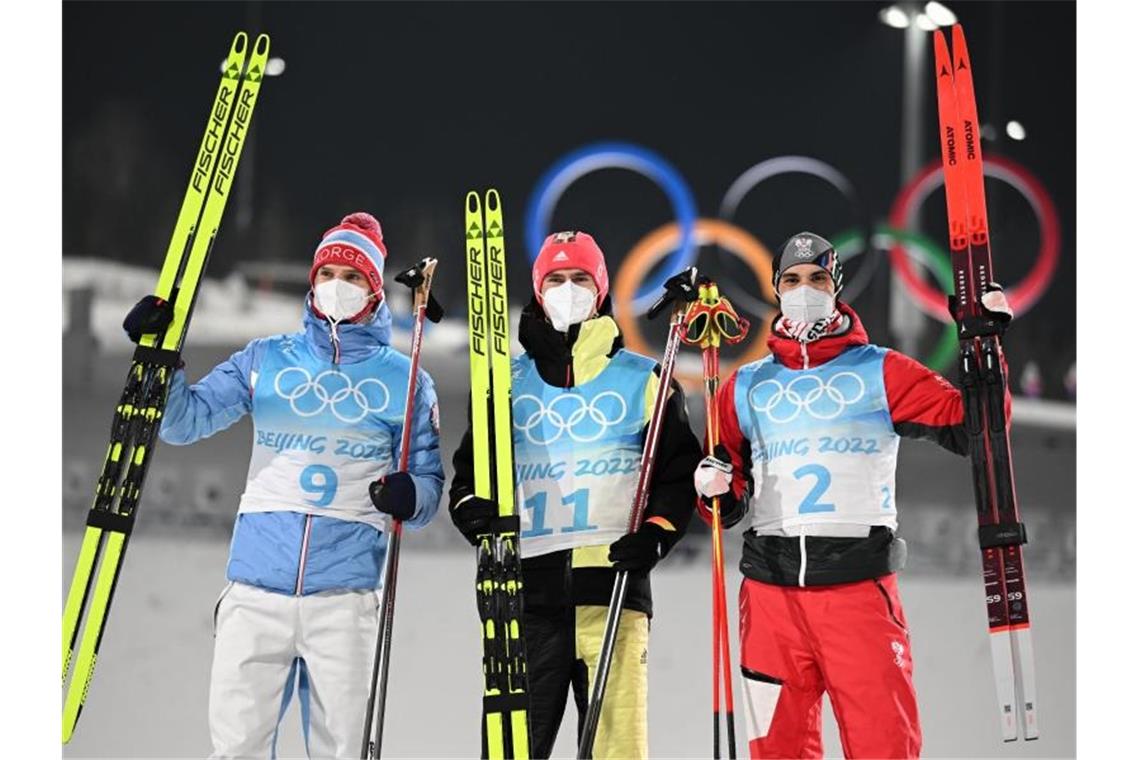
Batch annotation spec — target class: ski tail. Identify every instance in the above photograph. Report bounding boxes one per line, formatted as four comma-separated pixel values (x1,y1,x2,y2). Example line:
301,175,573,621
934,24,1037,742
62,32,270,745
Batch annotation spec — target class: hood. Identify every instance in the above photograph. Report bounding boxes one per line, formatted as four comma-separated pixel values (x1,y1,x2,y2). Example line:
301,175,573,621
302,296,392,364
766,301,869,369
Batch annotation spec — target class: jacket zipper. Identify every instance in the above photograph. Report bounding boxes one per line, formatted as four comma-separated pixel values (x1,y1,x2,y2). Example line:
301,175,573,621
295,514,313,596
800,341,809,370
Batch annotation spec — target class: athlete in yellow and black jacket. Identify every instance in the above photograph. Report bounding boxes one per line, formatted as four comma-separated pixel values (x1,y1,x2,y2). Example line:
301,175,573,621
449,231,702,759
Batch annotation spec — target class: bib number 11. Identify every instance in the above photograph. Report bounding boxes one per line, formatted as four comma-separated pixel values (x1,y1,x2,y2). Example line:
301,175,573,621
522,489,597,537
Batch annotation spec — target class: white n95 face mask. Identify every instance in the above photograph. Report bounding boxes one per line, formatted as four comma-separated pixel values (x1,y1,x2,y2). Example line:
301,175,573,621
779,285,836,324
313,279,372,322
543,281,597,333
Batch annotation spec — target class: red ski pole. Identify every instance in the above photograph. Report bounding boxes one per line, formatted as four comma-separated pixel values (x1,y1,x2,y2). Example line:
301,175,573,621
683,278,749,759
360,258,444,759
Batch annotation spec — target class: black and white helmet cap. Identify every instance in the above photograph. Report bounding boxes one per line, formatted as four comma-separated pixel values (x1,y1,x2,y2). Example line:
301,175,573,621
773,231,844,296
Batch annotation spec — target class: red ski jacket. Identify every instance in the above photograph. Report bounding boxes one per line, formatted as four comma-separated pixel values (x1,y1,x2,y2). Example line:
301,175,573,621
713,301,1011,586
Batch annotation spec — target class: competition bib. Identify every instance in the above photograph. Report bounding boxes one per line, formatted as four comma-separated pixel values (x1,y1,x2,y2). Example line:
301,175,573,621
735,345,899,533
511,350,656,557
238,334,409,529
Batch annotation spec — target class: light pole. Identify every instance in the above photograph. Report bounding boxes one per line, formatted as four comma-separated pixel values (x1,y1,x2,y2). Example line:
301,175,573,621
879,1,957,355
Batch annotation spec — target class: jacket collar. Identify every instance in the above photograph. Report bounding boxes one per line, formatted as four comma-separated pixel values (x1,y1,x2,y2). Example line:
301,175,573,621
302,298,391,364
518,297,623,387
766,301,868,370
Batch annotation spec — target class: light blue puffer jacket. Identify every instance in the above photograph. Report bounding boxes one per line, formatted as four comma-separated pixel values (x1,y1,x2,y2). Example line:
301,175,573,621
159,301,444,594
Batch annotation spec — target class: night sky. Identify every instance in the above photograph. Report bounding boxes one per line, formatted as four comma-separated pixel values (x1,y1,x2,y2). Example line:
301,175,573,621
62,1,1076,394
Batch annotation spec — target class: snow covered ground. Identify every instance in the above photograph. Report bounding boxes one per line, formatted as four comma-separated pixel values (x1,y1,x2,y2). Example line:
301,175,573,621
62,535,1074,759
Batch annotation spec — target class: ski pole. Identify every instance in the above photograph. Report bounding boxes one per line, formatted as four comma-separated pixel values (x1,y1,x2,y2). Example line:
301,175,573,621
681,278,749,759
577,268,699,759
361,258,444,760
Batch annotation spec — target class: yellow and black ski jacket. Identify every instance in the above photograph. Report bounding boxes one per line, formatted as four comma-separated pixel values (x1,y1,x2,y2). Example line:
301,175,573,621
449,298,702,616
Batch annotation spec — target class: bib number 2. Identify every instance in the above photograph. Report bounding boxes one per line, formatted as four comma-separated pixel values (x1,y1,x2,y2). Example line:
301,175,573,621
794,464,835,514
300,465,338,507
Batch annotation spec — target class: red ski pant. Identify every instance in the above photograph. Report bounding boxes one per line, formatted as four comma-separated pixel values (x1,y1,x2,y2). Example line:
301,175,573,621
738,574,922,759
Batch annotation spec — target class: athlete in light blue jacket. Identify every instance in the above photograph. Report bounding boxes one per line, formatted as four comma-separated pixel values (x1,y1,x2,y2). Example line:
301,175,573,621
128,212,444,758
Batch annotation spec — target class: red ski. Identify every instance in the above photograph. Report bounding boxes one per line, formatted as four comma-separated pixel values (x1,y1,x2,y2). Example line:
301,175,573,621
933,24,1039,742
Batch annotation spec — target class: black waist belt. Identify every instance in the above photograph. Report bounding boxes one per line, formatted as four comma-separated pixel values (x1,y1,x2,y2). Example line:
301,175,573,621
740,526,907,587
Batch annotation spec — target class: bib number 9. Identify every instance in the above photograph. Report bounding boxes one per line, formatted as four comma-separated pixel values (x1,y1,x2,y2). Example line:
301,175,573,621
300,464,338,507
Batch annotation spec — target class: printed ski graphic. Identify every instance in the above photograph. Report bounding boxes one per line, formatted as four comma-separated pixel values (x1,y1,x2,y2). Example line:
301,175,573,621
933,24,1038,743
466,190,531,760
61,32,271,744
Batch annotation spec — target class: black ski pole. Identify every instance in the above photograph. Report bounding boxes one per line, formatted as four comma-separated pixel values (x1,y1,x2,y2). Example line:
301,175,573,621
577,268,698,759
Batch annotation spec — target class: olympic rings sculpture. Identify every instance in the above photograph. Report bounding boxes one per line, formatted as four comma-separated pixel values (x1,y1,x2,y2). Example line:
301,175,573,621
717,156,876,311
512,391,629,446
614,218,775,383
831,226,959,371
525,142,1061,369
888,154,1061,321
274,367,391,423
748,371,867,424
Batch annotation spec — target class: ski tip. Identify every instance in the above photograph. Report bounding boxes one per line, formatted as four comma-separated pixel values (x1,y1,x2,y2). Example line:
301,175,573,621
230,31,249,56
485,188,501,212
951,24,970,68
253,33,271,57
466,190,482,214
932,28,951,70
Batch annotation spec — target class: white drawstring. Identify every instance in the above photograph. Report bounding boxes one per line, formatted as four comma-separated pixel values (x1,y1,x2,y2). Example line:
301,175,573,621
798,525,808,587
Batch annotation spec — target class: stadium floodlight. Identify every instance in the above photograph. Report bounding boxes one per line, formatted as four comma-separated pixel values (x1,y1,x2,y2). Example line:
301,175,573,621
924,2,958,26
879,5,911,29
1006,120,1027,141
915,14,938,31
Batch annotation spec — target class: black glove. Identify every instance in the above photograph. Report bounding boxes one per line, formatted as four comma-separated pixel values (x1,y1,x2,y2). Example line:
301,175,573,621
123,295,174,343
608,522,673,574
449,495,497,546
716,497,748,531
369,472,417,521
947,283,1013,339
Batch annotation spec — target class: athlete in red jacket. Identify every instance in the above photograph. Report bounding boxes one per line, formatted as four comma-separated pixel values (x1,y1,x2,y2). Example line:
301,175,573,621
694,232,1011,759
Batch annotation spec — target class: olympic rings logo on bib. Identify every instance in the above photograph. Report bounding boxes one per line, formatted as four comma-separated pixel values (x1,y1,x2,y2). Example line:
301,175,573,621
748,372,866,424
274,367,390,423
513,391,629,446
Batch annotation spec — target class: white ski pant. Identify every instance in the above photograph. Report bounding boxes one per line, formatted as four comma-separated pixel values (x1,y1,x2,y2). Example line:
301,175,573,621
208,581,380,759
